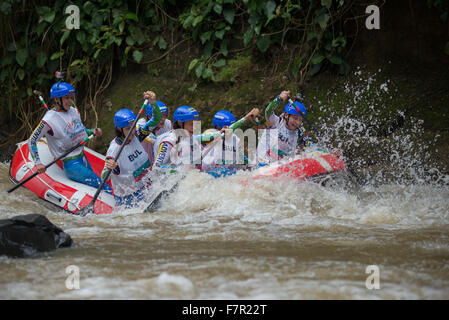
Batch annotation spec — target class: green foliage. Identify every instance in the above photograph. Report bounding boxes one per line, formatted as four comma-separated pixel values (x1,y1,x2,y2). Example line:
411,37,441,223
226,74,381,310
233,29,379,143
0,0,174,140
0,0,359,142
180,0,354,84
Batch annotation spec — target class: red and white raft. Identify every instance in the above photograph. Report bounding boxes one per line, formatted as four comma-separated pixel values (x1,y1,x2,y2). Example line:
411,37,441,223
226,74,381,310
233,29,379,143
9,139,115,215
251,148,347,182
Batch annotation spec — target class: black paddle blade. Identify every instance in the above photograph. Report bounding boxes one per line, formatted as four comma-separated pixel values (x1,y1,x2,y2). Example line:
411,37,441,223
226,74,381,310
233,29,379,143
144,190,170,212
76,202,95,217
144,179,182,213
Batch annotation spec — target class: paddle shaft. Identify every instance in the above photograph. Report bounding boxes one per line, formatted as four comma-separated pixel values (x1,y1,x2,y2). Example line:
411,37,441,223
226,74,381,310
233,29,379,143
79,99,150,216
8,90,91,193
8,134,95,193
33,90,49,109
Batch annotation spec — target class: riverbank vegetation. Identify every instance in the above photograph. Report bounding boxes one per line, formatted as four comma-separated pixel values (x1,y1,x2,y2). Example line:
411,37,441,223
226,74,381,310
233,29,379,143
1,0,448,174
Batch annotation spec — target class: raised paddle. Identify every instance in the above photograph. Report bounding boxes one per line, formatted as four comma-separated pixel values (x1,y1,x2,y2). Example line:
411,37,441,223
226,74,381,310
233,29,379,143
8,133,96,193
78,99,150,216
33,90,49,109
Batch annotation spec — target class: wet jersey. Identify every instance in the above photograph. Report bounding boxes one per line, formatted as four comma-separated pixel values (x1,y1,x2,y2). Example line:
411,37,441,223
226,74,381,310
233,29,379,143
136,118,173,167
256,97,314,164
152,131,205,169
28,107,88,164
104,137,151,197
201,134,242,171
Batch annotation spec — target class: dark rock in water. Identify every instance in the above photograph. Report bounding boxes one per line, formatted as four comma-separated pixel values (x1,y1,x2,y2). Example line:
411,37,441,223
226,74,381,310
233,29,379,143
0,214,73,258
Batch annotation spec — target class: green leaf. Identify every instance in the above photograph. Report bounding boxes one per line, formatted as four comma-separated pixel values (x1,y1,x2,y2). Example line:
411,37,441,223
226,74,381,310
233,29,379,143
36,52,47,68
254,23,262,35
17,69,25,81
317,13,330,29
243,28,254,46
36,22,46,37
204,41,214,59
195,62,205,78
0,2,12,15
264,1,276,20
93,48,101,59
311,54,325,65
188,58,200,72
182,14,195,28
43,11,55,23
321,0,332,9
213,3,222,14
200,31,212,44
220,40,228,56
126,35,135,46
132,50,143,63
202,67,213,79
125,12,139,22
157,36,167,50
131,26,146,45
70,59,84,67
16,49,28,67
119,21,125,33
114,37,122,46
76,31,86,44
256,36,271,52
223,7,235,24
192,15,203,27
215,29,225,40
213,59,226,68
60,30,70,45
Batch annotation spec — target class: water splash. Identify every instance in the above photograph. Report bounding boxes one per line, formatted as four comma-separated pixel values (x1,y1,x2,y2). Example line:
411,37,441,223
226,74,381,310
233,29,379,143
309,67,448,186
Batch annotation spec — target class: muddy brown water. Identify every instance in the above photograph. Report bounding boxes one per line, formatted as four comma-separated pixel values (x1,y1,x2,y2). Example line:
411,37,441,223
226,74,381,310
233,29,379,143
1,162,448,299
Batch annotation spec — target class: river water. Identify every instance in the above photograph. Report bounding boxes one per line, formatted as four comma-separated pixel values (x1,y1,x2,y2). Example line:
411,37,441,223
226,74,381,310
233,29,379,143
1,162,448,299
1,69,448,300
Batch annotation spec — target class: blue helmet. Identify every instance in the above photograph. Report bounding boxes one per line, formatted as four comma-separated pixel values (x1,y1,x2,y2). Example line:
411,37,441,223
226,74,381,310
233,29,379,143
114,109,136,128
50,82,75,99
213,110,236,128
173,106,200,123
284,101,307,117
146,100,168,118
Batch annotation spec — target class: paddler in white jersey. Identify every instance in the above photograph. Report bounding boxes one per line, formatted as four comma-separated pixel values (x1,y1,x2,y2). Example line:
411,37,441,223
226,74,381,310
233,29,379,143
201,108,260,177
256,90,315,165
28,81,111,193
102,91,161,208
136,94,172,167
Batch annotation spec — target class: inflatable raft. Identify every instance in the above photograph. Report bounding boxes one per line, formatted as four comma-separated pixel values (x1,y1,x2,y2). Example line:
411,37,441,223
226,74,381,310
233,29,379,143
251,147,347,182
9,140,348,215
9,139,115,215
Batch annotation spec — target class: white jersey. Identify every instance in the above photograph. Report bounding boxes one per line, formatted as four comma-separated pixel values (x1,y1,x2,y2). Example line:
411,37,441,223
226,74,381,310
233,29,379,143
137,118,173,167
29,107,88,161
256,114,299,164
152,130,202,169
201,134,241,171
105,136,151,197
